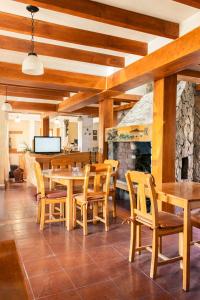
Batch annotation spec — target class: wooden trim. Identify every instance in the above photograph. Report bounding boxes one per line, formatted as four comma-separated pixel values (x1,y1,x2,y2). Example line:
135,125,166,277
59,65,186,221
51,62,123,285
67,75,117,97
0,11,147,55
0,62,106,92
107,27,200,92
0,35,125,68
173,0,200,9
9,131,23,134
16,0,179,39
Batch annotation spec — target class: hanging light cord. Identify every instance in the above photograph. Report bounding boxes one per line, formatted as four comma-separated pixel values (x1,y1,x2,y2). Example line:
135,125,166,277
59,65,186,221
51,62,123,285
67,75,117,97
30,11,35,54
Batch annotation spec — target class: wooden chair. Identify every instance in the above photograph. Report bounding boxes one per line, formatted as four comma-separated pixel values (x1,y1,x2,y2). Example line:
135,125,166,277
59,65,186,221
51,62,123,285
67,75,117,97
34,161,67,230
104,159,119,218
125,170,183,279
73,163,112,235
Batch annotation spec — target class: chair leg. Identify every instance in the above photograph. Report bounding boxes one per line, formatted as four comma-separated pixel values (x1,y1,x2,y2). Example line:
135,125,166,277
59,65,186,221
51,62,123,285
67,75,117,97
150,230,159,279
104,202,109,232
40,200,46,231
93,202,98,225
112,192,117,218
178,232,183,270
129,220,137,262
73,200,77,228
36,201,41,223
82,204,88,236
136,224,142,255
159,236,163,254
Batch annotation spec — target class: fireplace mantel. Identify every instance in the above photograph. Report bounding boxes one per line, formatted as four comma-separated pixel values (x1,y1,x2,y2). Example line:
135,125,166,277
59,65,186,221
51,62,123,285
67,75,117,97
105,124,152,142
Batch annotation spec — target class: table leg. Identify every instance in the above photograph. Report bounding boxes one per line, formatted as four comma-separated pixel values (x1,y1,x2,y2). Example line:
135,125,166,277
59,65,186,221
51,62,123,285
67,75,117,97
66,180,73,231
183,204,191,291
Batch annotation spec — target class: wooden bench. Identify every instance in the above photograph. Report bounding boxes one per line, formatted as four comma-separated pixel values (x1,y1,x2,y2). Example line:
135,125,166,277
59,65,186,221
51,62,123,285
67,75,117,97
0,240,29,300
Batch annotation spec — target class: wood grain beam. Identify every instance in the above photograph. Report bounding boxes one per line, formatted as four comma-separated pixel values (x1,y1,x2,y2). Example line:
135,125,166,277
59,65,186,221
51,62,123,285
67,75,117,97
108,27,200,92
112,94,142,102
196,84,200,91
173,0,200,9
0,11,147,56
114,102,135,112
0,62,106,92
58,90,121,112
178,69,200,83
0,84,70,100
8,101,57,112
15,0,179,39
0,35,124,68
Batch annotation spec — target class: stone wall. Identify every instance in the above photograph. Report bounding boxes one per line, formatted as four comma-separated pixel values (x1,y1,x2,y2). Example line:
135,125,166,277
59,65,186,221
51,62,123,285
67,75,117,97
176,82,195,181
193,94,200,181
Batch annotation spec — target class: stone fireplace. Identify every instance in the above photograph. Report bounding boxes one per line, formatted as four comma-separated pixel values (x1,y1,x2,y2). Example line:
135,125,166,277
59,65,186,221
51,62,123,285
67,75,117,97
107,81,200,187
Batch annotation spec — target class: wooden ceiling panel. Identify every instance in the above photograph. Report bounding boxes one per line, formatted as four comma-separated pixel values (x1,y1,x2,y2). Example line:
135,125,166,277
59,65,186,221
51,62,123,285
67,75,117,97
178,69,200,83
112,94,142,102
15,0,179,39
0,35,125,68
8,100,57,112
0,62,106,92
0,12,147,55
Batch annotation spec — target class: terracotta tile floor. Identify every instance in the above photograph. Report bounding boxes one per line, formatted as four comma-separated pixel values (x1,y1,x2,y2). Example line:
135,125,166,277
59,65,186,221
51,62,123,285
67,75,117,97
1,182,200,299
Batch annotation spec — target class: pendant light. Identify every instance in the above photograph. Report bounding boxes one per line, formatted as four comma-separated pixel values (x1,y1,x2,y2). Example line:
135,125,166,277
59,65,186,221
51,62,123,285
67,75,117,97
22,5,44,76
1,86,12,112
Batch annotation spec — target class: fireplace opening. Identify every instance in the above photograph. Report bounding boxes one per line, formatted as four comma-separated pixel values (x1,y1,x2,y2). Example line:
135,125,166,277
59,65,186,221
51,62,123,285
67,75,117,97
181,157,188,180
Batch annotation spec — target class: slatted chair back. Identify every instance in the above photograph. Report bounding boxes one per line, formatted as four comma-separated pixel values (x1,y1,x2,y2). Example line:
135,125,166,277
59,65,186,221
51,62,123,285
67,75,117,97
125,171,158,228
51,152,91,170
104,159,119,186
82,164,112,201
51,157,74,170
34,161,45,198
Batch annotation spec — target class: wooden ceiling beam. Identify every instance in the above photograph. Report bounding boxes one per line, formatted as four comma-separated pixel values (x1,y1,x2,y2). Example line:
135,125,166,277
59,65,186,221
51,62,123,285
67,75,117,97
107,27,200,92
0,84,70,100
112,93,142,102
15,0,179,39
0,11,147,56
114,102,135,112
8,101,57,112
0,35,124,68
177,69,200,83
58,90,121,112
173,0,200,9
0,62,106,92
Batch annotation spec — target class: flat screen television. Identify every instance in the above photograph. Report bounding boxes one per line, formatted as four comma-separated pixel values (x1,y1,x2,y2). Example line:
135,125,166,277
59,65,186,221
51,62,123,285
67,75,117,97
34,136,61,154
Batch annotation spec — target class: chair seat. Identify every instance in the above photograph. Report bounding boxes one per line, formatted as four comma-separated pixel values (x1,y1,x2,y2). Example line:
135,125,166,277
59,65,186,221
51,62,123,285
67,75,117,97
74,192,105,204
37,190,67,201
191,209,200,229
136,211,183,229
157,211,183,229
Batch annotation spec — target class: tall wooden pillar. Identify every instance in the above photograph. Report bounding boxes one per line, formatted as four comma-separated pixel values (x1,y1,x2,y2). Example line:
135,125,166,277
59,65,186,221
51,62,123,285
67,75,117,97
42,116,49,136
152,74,177,185
98,98,113,162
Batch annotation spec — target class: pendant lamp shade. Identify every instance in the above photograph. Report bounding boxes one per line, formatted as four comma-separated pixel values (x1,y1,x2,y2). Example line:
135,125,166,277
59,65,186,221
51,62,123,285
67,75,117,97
22,53,44,76
1,102,12,112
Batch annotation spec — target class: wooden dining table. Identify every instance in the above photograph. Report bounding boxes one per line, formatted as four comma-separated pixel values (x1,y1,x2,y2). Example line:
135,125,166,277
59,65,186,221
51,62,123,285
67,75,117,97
43,169,86,231
156,182,200,292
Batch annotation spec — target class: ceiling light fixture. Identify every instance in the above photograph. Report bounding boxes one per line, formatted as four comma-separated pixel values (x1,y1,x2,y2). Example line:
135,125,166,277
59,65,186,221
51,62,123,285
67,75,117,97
22,5,44,76
1,86,12,112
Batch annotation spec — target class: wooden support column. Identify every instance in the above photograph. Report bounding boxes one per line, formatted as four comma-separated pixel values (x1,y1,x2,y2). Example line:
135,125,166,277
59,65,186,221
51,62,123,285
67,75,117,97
98,98,113,162
42,116,49,136
152,75,177,211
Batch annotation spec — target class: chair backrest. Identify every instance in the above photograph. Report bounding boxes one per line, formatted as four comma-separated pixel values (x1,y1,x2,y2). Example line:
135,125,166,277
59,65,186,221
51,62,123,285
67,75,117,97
104,159,119,187
82,163,112,201
104,159,119,172
34,161,45,198
125,171,158,228
51,152,91,169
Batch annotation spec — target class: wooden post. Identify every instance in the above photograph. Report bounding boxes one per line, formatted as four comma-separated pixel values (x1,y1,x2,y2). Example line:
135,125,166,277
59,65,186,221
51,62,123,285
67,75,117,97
98,98,113,162
152,75,177,210
42,116,49,136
